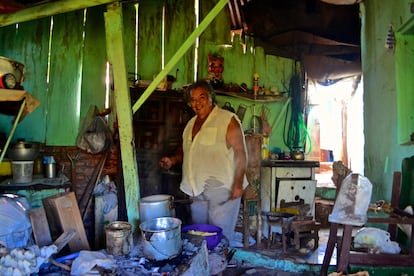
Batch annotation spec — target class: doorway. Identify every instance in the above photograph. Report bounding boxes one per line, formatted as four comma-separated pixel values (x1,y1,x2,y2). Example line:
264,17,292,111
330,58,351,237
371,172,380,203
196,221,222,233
306,76,364,187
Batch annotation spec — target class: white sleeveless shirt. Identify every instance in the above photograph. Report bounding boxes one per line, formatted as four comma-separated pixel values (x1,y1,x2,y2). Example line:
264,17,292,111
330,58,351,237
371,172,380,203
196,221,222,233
180,106,248,197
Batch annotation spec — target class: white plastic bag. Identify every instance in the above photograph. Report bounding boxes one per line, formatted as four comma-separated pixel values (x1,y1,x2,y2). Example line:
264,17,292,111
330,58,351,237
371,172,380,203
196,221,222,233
70,250,115,275
354,227,401,254
0,195,31,249
329,174,372,226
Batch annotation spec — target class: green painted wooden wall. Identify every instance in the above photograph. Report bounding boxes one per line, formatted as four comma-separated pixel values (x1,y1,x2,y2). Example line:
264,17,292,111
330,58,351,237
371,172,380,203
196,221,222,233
0,0,296,151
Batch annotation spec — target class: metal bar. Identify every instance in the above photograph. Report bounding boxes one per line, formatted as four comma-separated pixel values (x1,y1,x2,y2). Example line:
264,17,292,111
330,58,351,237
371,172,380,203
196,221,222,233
132,0,230,114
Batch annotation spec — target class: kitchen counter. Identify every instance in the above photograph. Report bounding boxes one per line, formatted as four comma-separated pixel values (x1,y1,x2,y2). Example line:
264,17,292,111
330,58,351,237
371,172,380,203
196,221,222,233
262,159,320,168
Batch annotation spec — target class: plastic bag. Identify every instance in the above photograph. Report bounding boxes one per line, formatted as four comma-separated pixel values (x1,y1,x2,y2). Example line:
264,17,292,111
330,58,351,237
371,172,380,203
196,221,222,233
70,250,115,275
354,227,401,254
77,106,112,154
93,175,118,214
0,194,31,249
329,173,372,226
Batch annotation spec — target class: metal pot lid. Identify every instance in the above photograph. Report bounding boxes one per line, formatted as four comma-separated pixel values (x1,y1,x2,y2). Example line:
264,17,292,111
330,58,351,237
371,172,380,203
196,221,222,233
141,194,174,202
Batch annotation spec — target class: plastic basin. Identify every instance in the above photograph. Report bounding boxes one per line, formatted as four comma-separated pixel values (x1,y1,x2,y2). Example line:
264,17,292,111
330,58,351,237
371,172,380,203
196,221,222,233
182,224,223,250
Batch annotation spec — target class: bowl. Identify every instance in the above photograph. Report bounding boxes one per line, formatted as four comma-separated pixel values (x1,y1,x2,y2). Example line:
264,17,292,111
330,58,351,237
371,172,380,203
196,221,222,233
182,224,223,250
7,142,40,161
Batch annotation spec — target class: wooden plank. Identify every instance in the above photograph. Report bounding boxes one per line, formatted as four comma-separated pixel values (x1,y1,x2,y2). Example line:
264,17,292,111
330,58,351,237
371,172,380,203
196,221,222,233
46,10,83,145
132,0,230,114
29,207,52,247
43,192,90,252
104,2,140,230
0,0,116,27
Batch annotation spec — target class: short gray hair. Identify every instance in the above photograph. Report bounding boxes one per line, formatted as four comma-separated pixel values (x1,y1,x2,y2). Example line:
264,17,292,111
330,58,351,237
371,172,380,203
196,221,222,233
184,80,216,106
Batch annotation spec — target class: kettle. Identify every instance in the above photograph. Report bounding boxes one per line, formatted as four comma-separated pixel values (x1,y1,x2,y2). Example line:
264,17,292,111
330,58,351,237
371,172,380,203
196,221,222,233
291,148,305,160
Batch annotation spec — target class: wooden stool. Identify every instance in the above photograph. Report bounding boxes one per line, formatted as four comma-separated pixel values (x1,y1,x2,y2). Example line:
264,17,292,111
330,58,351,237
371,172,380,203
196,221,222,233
290,220,320,250
264,212,296,252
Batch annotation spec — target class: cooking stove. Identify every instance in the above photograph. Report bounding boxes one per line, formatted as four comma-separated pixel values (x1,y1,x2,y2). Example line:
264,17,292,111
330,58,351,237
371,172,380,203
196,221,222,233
37,234,229,275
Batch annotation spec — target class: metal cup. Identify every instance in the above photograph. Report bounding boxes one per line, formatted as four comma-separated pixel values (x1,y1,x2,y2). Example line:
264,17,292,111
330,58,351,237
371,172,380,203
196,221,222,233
44,163,56,178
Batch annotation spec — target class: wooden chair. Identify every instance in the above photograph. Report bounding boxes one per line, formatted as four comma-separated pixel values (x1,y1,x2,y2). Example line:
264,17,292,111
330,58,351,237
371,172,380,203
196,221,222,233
320,171,414,276
290,219,320,250
264,211,296,252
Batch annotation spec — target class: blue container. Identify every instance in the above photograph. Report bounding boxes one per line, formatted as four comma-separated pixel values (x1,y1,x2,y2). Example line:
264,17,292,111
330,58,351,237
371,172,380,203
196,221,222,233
182,224,223,250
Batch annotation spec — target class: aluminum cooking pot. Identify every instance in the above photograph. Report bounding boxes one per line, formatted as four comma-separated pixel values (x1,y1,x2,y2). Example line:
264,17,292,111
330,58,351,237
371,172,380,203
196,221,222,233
7,141,40,161
139,194,175,223
139,217,182,261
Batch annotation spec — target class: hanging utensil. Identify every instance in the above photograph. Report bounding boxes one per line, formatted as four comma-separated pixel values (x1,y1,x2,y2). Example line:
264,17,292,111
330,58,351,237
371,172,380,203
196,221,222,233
67,151,80,195
222,102,235,113
236,104,247,123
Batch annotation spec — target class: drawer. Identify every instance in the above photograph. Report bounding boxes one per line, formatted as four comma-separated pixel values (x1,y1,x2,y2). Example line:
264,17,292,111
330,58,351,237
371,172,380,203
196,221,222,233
274,167,312,178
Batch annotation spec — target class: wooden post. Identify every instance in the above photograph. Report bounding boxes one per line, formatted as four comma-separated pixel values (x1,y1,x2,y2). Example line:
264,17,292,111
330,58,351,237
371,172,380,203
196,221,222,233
104,2,140,231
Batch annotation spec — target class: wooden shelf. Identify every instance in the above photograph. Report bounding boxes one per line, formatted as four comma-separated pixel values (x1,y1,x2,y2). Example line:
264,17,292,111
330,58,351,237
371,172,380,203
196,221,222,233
0,89,40,162
215,91,289,102
0,88,40,118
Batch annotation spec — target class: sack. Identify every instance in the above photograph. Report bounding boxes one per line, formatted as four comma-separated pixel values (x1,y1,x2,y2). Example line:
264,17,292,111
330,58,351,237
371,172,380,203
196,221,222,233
77,106,112,154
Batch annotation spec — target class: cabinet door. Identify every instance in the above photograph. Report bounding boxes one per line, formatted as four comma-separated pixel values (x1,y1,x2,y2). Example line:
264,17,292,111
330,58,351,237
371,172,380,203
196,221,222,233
276,180,317,216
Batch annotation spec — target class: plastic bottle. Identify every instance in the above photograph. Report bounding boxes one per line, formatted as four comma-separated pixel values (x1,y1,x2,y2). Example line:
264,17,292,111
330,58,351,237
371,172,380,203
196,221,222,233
253,73,259,96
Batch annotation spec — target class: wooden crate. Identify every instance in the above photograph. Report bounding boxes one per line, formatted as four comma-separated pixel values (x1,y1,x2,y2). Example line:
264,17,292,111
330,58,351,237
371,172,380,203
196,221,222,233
43,192,90,252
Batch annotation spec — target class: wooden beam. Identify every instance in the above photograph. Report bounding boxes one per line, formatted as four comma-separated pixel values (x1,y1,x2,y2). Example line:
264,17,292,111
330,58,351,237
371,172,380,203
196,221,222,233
131,0,230,114
0,0,115,27
104,2,140,231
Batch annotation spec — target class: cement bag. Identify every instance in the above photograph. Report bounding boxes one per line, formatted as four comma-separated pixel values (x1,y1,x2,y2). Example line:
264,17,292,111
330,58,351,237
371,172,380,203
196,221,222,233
354,227,401,254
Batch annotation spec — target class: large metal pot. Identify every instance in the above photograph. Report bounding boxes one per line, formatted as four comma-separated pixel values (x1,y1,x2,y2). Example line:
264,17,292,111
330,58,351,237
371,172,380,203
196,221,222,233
7,141,40,161
139,194,175,223
139,217,182,261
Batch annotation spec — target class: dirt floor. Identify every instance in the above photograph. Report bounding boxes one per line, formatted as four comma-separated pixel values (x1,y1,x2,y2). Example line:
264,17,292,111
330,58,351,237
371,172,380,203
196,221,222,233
219,227,333,276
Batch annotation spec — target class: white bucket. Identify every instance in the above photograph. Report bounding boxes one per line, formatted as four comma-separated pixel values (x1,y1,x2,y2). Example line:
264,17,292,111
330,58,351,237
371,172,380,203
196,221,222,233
12,161,33,184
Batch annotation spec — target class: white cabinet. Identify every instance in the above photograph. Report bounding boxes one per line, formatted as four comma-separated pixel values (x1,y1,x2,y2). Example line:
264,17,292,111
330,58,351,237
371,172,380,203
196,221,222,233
261,161,319,217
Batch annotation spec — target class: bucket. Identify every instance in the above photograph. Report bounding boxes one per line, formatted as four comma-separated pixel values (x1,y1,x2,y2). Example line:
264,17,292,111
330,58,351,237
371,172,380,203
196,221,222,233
12,161,33,184
139,217,182,261
139,194,175,223
105,221,133,256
